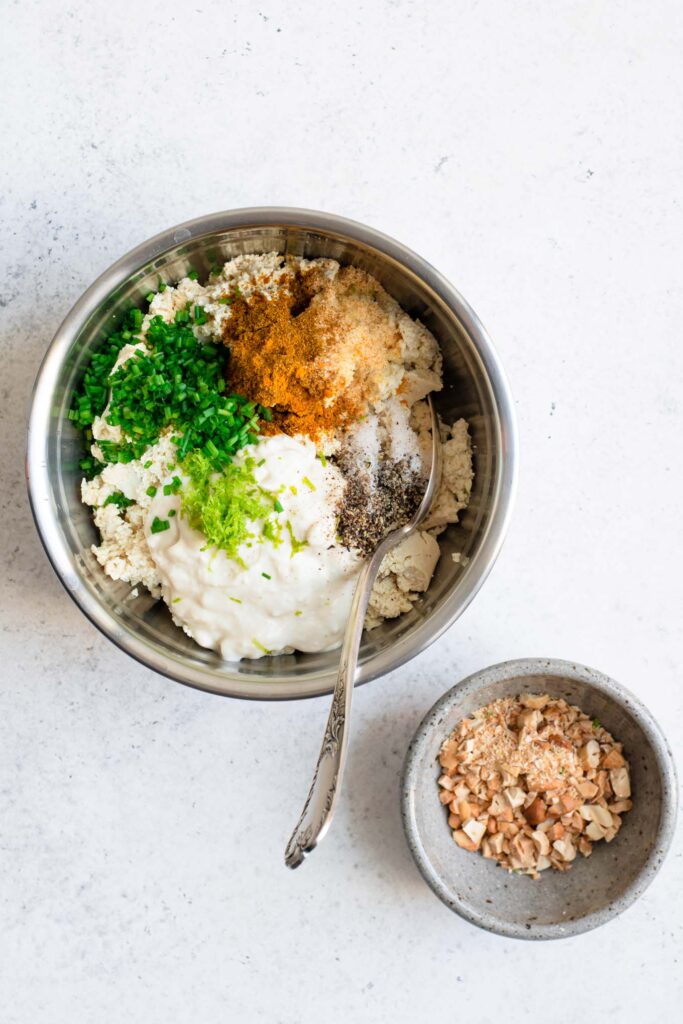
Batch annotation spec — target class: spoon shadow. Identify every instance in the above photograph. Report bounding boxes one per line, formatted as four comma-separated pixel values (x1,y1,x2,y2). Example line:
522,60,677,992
340,664,466,885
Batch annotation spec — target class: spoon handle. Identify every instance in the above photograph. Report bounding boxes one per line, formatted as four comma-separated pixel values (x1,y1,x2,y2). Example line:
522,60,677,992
284,396,440,869
284,550,382,869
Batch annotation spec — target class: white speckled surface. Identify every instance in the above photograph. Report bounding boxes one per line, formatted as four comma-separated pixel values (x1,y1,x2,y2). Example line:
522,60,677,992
2,1,682,1020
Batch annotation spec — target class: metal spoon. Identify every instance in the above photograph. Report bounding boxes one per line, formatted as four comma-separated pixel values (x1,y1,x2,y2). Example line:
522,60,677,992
285,395,443,868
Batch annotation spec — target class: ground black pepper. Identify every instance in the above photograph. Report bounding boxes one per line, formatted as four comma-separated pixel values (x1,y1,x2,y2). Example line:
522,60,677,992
334,454,425,556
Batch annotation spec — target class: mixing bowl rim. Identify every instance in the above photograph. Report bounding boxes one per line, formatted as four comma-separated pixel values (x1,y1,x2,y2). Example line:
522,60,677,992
26,206,518,701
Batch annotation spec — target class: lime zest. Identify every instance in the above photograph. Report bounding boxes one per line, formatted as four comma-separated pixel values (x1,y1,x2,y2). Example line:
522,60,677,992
181,451,271,563
285,520,308,557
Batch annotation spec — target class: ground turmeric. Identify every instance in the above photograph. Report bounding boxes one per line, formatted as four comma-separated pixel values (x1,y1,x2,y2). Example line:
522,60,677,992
222,264,401,443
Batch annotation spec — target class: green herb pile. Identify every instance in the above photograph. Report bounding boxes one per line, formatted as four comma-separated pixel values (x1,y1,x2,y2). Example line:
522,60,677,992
70,288,310,563
70,299,271,478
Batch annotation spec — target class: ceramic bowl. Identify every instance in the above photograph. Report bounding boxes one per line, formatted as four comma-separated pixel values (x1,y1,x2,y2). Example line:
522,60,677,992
401,658,677,939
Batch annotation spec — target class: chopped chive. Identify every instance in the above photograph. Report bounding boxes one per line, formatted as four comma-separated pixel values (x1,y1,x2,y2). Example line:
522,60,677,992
316,452,327,467
257,458,265,467
302,476,316,491
146,291,155,304
229,596,242,604
252,638,270,654
294,610,302,617
261,572,271,580
289,485,298,495
146,485,157,497
592,718,601,729
273,498,284,513
71,302,268,484
103,490,133,509
151,516,170,533
162,475,182,496
193,305,207,325
186,269,199,281
172,596,182,603
168,508,176,517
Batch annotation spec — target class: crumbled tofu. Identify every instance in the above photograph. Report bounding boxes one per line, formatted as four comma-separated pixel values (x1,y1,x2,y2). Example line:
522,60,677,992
81,430,178,595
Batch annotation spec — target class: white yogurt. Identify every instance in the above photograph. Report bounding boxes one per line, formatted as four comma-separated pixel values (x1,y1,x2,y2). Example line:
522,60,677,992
145,434,364,660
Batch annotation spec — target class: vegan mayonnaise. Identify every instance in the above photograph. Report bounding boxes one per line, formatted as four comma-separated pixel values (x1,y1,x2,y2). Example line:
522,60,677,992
146,434,363,660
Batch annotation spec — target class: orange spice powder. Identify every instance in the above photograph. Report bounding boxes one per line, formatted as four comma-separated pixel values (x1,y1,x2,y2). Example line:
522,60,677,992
222,267,394,443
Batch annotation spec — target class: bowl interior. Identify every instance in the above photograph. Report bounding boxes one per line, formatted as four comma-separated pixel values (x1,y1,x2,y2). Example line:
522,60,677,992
402,664,675,938
32,217,509,698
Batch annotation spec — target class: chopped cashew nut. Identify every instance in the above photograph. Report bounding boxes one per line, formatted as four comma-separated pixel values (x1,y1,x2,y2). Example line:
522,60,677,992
462,819,487,847
579,740,601,769
437,694,632,880
610,767,631,799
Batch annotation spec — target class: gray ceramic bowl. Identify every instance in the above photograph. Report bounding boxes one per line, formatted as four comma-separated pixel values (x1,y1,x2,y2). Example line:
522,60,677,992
27,208,517,700
402,658,677,939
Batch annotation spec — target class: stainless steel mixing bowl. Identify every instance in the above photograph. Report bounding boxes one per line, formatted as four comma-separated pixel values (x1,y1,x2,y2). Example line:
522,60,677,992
27,208,517,700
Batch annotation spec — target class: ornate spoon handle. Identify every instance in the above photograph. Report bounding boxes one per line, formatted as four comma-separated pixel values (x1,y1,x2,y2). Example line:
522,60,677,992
284,550,382,869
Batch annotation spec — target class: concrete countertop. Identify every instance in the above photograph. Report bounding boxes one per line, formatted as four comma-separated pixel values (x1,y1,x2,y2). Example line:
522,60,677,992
1,1,681,1020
